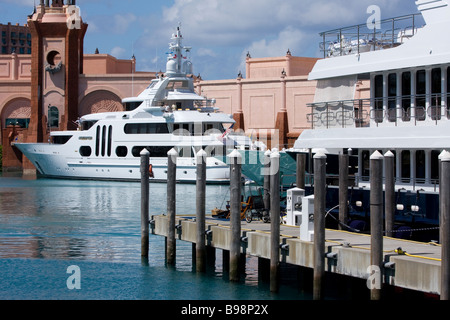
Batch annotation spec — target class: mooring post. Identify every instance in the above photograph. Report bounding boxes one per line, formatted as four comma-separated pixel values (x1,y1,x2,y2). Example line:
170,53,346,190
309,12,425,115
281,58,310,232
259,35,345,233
229,149,242,282
370,151,384,300
270,150,281,293
297,153,306,190
384,151,395,236
263,150,271,215
440,150,450,300
313,151,326,300
166,148,178,266
140,149,150,258
339,153,349,230
196,149,207,273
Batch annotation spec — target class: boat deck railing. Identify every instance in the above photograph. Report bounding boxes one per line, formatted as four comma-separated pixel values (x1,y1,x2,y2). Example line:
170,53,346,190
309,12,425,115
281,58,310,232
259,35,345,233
319,13,424,59
307,93,450,129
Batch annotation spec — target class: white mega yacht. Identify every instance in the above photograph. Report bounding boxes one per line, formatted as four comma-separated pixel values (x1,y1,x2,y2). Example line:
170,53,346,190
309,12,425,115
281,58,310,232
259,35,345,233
294,0,450,228
15,27,251,183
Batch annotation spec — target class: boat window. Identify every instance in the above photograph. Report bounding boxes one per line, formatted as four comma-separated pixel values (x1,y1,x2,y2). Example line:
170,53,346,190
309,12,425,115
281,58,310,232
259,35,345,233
132,146,174,158
81,120,97,131
107,126,112,157
431,68,442,120
79,146,92,157
124,123,169,134
416,70,426,120
124,101,142,111
416,150,425,184
166,80,189,91
431,150,440,183
51,135,72,145
173,124,191,136
373,75,383,123
447,67,450,118
361,150,370,180
401,150,411,183
176,146,193,158
388,73,397,122
402,72,411,121
116,146,128,157
95,126,100,157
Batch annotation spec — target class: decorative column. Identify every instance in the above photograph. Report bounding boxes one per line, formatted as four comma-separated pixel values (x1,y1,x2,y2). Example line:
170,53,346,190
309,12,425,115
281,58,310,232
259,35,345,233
233,72,245,131
275,66,289,149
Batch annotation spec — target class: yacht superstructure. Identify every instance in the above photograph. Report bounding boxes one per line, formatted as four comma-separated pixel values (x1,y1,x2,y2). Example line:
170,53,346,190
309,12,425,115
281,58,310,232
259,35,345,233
294,0,450,225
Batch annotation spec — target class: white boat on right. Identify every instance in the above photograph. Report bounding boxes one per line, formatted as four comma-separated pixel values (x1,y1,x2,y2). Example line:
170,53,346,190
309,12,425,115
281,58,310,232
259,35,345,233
294,0,450,235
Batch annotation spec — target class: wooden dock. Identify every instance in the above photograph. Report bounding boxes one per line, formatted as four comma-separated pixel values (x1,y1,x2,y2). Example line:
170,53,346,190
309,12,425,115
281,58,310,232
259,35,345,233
151,214,442,296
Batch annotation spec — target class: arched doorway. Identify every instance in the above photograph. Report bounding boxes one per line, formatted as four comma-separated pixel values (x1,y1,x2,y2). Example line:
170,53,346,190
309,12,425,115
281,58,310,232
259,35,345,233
79,90,123,116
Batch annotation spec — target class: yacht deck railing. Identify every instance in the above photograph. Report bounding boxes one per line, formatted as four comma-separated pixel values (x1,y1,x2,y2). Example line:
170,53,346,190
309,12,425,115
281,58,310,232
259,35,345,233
307,93,450,129
319,13,424,59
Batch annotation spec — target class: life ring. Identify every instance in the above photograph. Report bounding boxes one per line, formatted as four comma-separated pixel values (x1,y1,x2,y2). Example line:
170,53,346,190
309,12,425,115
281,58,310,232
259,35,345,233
149,164,154,178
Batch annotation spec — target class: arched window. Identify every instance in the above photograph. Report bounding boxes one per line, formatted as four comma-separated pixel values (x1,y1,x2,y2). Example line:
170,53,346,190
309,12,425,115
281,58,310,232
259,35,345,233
48,106,59,128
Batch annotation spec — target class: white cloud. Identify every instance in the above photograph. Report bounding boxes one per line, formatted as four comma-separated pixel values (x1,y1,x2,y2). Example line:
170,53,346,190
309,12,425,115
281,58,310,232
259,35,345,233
110,46,126,58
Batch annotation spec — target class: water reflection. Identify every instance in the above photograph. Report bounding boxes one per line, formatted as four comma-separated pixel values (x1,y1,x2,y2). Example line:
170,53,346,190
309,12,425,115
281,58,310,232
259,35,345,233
0,176,227,264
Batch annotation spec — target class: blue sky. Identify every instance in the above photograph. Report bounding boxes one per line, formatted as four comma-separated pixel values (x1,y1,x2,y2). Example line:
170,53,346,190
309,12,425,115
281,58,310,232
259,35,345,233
1,0,420,80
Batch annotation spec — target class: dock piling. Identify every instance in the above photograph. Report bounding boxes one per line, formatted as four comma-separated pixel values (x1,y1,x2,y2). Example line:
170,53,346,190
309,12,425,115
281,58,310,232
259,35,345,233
370,151,384,300
140,149,150,258
313,151,327,300
229,149,242,282
270,150,281,293
196,149,207,273
440,151,450,300
339,153,349,230
296,153,306,190
166,148,178,266
264,150,271,214
384,151,395,236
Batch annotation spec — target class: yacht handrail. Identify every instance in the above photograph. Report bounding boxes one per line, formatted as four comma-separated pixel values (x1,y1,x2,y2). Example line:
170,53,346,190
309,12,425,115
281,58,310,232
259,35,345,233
307,92,450,129
319,13,424,58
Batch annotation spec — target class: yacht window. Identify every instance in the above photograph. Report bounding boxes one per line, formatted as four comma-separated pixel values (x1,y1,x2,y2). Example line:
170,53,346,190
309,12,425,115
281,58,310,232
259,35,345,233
416,150,425,184
79,146,92,157
124,123,169,134
116,146,128,157
124,102,142,111
81,120,97,131
401,150,411,183
373,75,383,123
402,72,411,121
416,70,426,120
95,126,100,157
166,80,189,91
132,146,173,158
388,73,397,122
173,124,191,136
431,68,442,120
447,67,450,117
431,150,440,183
51,135,72,145
361,150,370,180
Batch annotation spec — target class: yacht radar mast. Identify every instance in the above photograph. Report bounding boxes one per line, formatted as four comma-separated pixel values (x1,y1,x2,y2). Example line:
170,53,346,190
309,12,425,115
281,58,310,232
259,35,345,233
166,25,193,76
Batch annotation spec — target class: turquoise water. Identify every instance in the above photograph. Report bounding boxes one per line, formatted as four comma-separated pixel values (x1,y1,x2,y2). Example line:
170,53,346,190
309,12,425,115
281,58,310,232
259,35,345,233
0,174,309,301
